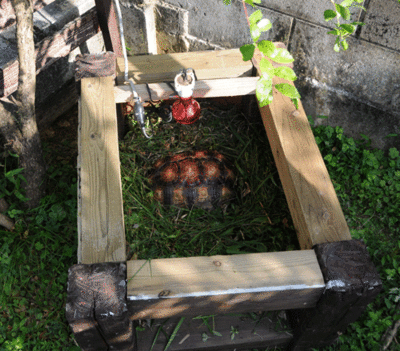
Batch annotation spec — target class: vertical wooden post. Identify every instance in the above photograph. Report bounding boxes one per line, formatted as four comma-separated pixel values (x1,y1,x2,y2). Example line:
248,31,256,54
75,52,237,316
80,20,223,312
67,52,133,350
94,0,123,56
288,240,382,350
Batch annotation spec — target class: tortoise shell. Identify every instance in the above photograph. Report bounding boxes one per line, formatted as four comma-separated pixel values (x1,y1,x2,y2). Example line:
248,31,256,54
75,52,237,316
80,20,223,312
150,150,235,209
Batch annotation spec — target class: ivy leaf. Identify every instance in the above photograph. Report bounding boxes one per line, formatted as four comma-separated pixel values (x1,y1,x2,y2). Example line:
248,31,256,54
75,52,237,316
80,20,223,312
240,44,255,61
339,24,356,34
274,66,297,81
335,4,351,20
269,48,294,64
324,9,337,21
259,57,274,75
275,83,301,99
249,10,262,26
257,40,276,56
340,0,354,7
256,74,273,107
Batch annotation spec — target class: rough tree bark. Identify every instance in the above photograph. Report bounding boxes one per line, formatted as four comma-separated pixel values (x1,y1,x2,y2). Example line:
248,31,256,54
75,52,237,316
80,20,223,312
0,0,46,209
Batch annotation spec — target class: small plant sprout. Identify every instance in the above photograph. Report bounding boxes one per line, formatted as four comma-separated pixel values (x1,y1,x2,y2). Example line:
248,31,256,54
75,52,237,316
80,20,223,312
230,326,239,340
324,0,366,52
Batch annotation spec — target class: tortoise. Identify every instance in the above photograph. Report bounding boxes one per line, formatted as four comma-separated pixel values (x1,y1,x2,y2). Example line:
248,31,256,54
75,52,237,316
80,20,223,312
150,150,235,209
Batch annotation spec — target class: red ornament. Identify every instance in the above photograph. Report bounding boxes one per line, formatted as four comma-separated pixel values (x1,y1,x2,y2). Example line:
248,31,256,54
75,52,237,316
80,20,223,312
171,96,201,125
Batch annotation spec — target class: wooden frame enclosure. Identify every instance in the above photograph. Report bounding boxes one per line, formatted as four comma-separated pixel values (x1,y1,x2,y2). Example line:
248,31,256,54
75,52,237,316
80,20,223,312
66,48,382,351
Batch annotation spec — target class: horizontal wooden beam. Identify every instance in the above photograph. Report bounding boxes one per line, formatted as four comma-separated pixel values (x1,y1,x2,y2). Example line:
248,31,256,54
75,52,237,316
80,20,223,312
116,49,253,85
126,250,325,319
253,46,352,249
114,77,258,103
135,313,292,351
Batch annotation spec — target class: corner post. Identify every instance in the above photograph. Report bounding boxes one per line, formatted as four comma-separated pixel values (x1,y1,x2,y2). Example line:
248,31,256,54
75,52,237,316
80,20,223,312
288,239,382,350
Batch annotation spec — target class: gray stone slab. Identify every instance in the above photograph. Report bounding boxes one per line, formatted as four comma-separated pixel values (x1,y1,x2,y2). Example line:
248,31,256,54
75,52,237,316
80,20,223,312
290,19,400,114
119,1,148,55
162,0,293,48
301,85,400,151
360,0,400,51
33,0,95,37
290,19,400,149
163,0,364,29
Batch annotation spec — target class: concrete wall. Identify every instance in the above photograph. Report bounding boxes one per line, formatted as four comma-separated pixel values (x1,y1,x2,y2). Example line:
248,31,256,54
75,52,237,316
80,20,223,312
1,0,399,150
138,0,400,150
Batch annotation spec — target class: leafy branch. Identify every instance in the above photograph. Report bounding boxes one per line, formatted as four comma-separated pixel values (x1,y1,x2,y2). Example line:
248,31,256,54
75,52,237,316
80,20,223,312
225,0,300,108
324,0,366,51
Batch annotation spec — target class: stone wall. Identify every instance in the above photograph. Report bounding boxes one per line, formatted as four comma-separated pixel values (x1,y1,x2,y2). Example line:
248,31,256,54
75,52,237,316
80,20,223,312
1,0,399,149
144,0,400,150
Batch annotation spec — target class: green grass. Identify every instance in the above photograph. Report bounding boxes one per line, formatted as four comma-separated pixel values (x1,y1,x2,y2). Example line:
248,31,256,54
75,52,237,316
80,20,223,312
0,103,399,350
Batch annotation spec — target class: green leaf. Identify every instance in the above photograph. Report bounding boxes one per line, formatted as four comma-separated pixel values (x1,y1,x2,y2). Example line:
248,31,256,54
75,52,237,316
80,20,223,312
275,83,301,99
249,10,262,26
250,23,261,41
259,57,274,75
351,21,365,26
223,0,232,4
240,44,255,61
340,0,354,7
389,148,400,159
292,98,299,109
164,317,185,351
273,66,297,81
340,24,356,34
256,74,273,107
324,9,337,21
244,0,261,6
327,28,340,35
257,40,276,56
257,18,272,32
269,48,294,64
35,242,44,251
334,37,341,52
335,4,351,20
341,39,349,50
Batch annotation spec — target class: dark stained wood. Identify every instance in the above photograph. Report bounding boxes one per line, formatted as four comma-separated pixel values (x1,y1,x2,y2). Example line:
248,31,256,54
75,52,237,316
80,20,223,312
94,0,122,56
136,312,292,351
1,8,99,97
66,263,134,351
288,239,382,350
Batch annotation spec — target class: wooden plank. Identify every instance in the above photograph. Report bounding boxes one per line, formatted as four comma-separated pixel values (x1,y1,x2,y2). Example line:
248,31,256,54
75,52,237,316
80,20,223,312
114,77,258,103
136,313,292,351
116,49,253,85
253,49,351,249
78,76,126,264
126,251,325,319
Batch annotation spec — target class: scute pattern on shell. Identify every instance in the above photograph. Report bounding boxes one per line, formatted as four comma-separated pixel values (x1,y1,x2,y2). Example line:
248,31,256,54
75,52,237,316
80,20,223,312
150,151,235,209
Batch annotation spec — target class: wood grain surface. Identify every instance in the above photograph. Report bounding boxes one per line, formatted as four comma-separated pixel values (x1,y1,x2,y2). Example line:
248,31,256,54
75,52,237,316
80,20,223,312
78,76,126,264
